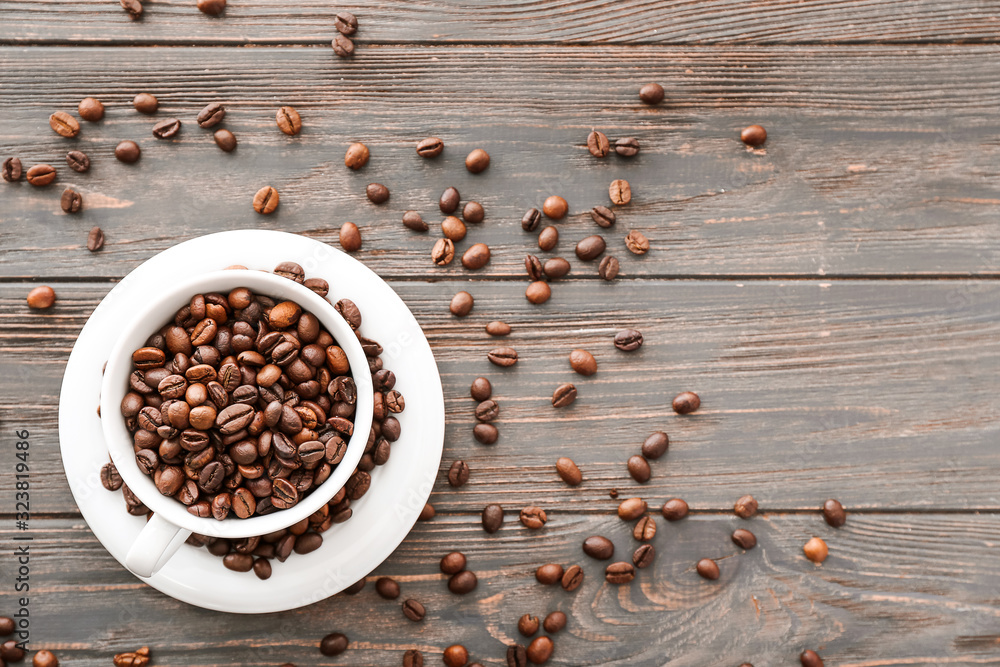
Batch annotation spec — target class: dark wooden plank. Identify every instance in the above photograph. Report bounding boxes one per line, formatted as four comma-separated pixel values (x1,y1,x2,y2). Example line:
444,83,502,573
2,279,998,512
1,46,998,279
1,514,998,665
2,0,998,45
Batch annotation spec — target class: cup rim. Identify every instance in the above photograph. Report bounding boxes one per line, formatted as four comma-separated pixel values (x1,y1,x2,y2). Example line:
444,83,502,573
100,269,374,539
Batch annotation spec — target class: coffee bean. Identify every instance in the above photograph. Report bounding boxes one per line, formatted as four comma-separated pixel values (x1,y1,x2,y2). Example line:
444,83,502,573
582,535,614,560
555,457,581,486
516,506,546,530
613,329,643,351
542,611,566,634
609,179,631,205
598,255,619,280
441,216,467,241
152,118,181,139
474,422,498,444
339,222,361,251
2,157,23,182
448,570,477,594
642,432,669,459
741,124,767,147
133,93,157,113
488,347,518,367
543,257,570,280
440,551,466,574
734,494,758,519
803,537,828,563
639,83,665,105
632,544,655,569
732,528,757,550
525,254,544,281
462,243,491,270
627,455,650,483
403,649,424,667
503,644,527,667
535,563,563,585
276,106,302,136
416,136,443,157
33,649,59,667
402,210,427,232
78,97,105,122
50,111,80,138
197,0,226,15
252,558,271,580
26,164,56,187
575,235,606,261
0,639,25,662
543,195,568,220
486,321,511,336
590,205,616,228
518,614,539,637
447,460,470,487
214,128,237,152
450,291,474,317
26,286,56,309
319,633,348,656
402,599,425,622
800,650,824,667
250,186,279,214
61,188,83,214
462,201,484,223
696,558,720,580
465,148,490,173
332,33,355,57
617,497,646,520
439,186,460,214
538,226,559,251
551,383,576,408
625,230,649,255
442,645,468,667
587,130,610,157
605,561,635,584
366,183,390,204
633,516,656,541
526,281,551,305
273,261,304,283
475,399,499,422
470,377,492,401
66,151,90,173
568,349,596,376
615,137,640,157
482,503,504,533
376,576,400,599
344,142,369,169
100,462,123,490
823,498,847,527
521,208,542,232
431,238,455,266
115,140,141,164
526,637,553,665
334,10,358,35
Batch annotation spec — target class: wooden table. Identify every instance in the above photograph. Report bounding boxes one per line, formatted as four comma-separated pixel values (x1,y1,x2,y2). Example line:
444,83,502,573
1,2,999,665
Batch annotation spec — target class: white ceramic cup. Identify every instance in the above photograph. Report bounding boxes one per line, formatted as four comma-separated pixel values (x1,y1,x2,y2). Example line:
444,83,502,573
100,270,374,578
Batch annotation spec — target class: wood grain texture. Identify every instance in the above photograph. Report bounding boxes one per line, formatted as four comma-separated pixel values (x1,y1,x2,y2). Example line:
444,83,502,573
1,0,999,45
0,514,998,666
1,46,998,279
2,280,997,513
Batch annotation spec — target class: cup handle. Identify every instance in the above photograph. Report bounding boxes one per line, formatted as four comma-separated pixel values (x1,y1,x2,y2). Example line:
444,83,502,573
125,513,192,578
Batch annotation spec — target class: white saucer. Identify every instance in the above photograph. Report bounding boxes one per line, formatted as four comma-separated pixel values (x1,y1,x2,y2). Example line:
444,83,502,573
58,230,445,613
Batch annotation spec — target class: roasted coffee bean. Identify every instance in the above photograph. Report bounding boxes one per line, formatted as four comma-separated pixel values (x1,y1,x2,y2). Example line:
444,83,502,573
334,10,358,34
575,235,606,261
101,462,123,490
448,570,478,594
582,535,614,560
521,208,542,232
486,320,511,336
803,537,828,563
741,124,767,147
27,286,56,309
294,533,323,554
276,106,302,136
639,82,665,105
26,164,57,186
519,506,547,529
252,558,271,580
526,281,551,305
61,188,83,214
463,201,485,223
366,183,390,204
376,576,400,599
50,111,80,138
332,33,355,56
155,466,185,496
481,503,503,533
475,400,499,422
518,614,539,637
1,641,26,663
555,457,581,486
402,210,428,232
560,564,583,591
543,195,568,220
2,157,22,182
605,561,635,584
627,455,651,483
416,136,443,157
303,277,328,297
615,137,640,157
252,186,279,214
132,93,157,113
632,543,655,569
800,650,824,667
633,516,657,541
609,179,631,205
152,118,181,139
443,645,468,667
613,328,643,351
66,150,90,173
598,255,619,280
402,599,425,622
197,0,226,15
525,254,544,281
439,186,460,214
233,487,257,518
113,648,151,667
734,494,758,519
590,205,616,228
441,216,467,241
33,649,59,667
696,558,720,580
462,243,491,270
642,431,669,459
535,563,563,585
473,423,498,445
465,148,490,173
431,237,455,266
823,498,847,527
440,551,466,574
732,528,757,549
568,349,597,376
543,257,570,280
618,497,647,520
334,298,362,329
551,383,576,408
526,637,553,665
470,377,493,401
319,633,349,657
344,142,369,169
447,460,470,487
625,230,650,255
542,611,566,634
78,97,105,122
115,140,141,164
488,347,518,367
587,130,610,157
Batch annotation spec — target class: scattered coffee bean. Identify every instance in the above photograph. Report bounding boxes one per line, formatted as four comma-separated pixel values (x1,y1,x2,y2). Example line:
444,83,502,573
632,544,655,568
598,255,619,280
78,97,105,122
587,130,610,157
120,0,142,20
633,516,656,541
197,0,226,15
617,497,646,520
253,186,279,214
696,558,720,580
470,377,492,401
412,136,445,159
334,11,358,35
2,157,23,182
449,291,474,317
152,118,182,139
402,599,425,622
526,281,551,305
661,498,689,521
520,506,547,529
344,142,369,169
526,636,553,664
741,124,767,147
475,399,499,422
535,563,564,585
551,383,576,408
403,649,424,667
462,201,485,223
276,106,302,136
734,495,758,519
615,137,640,157
448,460,471,487
196,102,226,128
568,349,596,376
627,455,651,483
439,186,461,214
366,183,390,204
538,226,559,251
582,535,614,560
613,328,643,351
441,551,467,574
482,503,504,532
625,230,649,255
26,286,56,309
672,391,700,414
542,611,566,634
561,564,583,591
525,254,544,281
590,205,615,228
609,179,631,205
605,561,635,584
132,93,157,114
87,226,105,252
332,33,355,57
518,614,539,637
639,83,665,105
66,150,90,173
486,320,511,336
33,649,59,667
0,639,25,662
521,208,542,232
575,235,606,261
448,570,478,594
61,188,82,214
253,558,271,580
50,111,80,138
465,148,490,173
732,528,757,550
823,499,847,527
443,645,468,667
803,537,828,563
543,257,570,280
113,647,150,667
441,216,467,242
462,243,491,270
340,222,362,251
800,650,824,667
26,164,56,186
506,644,528,667
376,576,401,599
555,457,582,486
474,422,498,444
543,195,568,220
642,432,669,459
431,238,455,266
214,128,237,152
488,347,518,367
419,503,436,520
319,633,349,656
115,140,141,164
402,210,428,232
